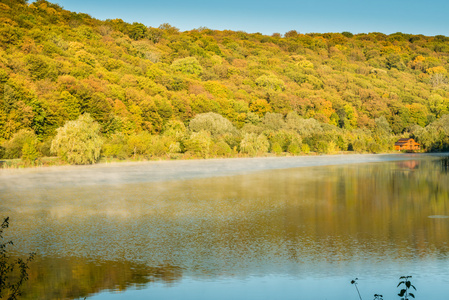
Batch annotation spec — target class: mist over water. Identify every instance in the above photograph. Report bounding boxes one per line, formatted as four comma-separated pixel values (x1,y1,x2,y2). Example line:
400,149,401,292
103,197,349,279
1,154,449,299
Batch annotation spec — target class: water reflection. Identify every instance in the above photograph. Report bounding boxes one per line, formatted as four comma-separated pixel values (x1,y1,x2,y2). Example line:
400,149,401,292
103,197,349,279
20,257,182,300
438,156,449,173
397,160,420,169
1,155,449,299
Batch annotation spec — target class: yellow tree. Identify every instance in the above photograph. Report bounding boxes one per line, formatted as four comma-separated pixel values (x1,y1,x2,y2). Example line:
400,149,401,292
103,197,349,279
51,114,103,164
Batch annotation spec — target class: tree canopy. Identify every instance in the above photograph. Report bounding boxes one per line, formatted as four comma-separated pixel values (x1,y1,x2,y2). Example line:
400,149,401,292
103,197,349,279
50,114,103,164
1,0,449,164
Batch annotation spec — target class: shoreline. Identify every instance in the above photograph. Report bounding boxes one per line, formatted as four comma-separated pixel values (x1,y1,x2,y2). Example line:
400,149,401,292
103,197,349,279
1,153,446,190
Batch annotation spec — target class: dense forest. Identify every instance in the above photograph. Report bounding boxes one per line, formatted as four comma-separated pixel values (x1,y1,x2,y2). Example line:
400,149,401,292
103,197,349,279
1,0,449,165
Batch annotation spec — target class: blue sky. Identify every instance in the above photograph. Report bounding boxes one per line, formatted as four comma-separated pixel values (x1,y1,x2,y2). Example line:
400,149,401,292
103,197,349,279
48,0,448,36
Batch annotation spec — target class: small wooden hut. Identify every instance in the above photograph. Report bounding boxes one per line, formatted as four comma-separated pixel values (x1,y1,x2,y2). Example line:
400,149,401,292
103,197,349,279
394,138,420,151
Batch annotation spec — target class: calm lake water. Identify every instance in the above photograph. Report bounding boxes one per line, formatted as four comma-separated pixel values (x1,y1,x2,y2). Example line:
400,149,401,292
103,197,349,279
1,154,449,299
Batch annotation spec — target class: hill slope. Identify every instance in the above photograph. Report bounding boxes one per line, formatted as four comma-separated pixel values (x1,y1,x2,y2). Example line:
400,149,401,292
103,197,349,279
1,0,449,162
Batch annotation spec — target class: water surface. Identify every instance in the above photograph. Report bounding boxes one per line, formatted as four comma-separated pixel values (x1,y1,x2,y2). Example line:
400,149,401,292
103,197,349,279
1,154,449,299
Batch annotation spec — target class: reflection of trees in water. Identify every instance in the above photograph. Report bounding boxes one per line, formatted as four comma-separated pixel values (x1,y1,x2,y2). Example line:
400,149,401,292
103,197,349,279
4,155,449,295
290,158,449,249
438,156,449,173
20,257,182,300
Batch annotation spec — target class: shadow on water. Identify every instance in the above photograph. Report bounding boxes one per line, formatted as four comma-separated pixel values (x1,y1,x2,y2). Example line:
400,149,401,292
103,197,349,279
19,256,182,300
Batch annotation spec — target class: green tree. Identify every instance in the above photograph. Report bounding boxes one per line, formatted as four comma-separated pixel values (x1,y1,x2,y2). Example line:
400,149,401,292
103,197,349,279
1,217,34,300
25,54,57,81
21,139,40,164
373,116,393,151
101,133,129,159
287,139,302,154
261,112,286,131
2,129,38,159
51,114,103,164
210,140,232,157
128,22,147,40
270,142,283,154
171,57,203,76
126,131,152,158
255,74,285,91
189,112,237,137
240,133,269,156
184,130,211,158
268,130,295,151
284,30,299,38
162,119,187,141
0,145,5,159
386,54,405,70
60,91,80,121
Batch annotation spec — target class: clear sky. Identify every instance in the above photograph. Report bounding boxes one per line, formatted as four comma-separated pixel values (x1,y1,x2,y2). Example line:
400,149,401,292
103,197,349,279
48,0,448,36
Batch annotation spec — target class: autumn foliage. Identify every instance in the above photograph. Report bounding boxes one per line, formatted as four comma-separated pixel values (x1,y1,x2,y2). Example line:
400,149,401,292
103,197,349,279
1,0,449,164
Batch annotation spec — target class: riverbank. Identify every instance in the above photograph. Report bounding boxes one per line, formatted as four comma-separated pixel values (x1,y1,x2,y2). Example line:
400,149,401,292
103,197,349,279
1,153,444,190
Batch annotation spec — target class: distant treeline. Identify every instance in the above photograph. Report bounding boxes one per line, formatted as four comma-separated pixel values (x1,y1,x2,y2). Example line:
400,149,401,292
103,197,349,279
1,0,449,164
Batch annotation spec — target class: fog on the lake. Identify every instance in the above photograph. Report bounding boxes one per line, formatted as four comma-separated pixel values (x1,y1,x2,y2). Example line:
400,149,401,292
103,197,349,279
1,154,449,300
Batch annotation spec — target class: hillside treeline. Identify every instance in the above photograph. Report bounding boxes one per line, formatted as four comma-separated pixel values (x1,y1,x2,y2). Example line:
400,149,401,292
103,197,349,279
1,0,449,164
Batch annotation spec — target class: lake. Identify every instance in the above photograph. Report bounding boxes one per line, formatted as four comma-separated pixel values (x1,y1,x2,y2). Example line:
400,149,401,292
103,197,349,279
1,154,449,299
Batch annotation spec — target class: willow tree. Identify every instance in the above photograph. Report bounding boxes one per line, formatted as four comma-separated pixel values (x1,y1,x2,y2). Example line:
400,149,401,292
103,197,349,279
189,112,237,137
51,114,103,165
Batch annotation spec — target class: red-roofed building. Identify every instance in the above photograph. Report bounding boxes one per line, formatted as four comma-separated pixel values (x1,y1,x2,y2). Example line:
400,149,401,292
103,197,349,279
394,138,420,151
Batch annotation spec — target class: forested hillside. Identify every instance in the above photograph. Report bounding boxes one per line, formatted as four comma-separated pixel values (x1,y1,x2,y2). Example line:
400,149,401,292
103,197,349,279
1,0,449,164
